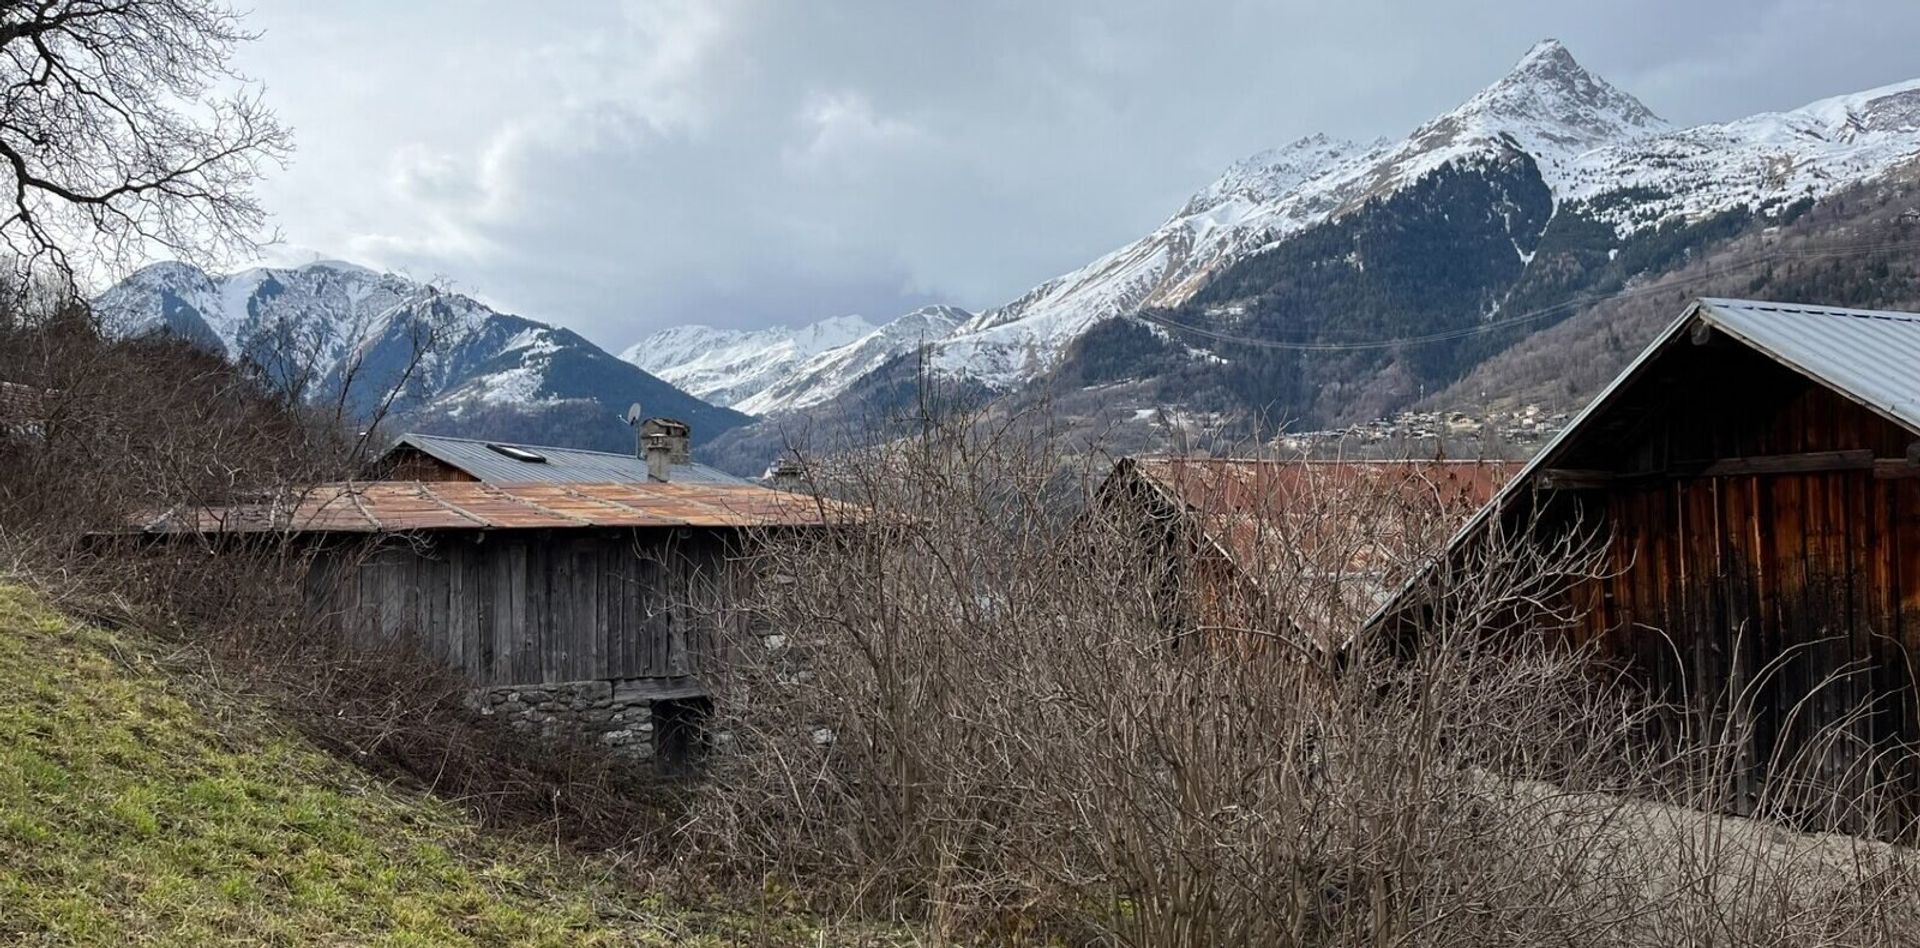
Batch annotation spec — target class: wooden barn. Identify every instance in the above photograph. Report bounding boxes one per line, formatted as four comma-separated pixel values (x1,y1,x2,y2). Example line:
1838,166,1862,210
140,478,841,761
1099,457,1513,652
1373,298,1920,828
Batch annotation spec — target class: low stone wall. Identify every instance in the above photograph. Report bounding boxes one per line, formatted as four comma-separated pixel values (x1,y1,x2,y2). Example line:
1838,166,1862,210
474,679,689,760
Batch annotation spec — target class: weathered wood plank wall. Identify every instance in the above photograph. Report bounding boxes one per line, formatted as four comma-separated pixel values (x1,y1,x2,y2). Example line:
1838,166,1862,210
308,530,736,686
1550,346,1920,823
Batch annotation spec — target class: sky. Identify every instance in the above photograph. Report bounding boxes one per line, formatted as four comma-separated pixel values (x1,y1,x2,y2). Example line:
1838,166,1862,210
221,0,1920,350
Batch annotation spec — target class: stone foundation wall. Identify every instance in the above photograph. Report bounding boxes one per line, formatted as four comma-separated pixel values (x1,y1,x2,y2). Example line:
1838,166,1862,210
473,679,666,759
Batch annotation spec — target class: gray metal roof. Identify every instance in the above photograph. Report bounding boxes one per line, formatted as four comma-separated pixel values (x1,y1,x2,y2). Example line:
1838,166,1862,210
387,432,749,485
1362,297,1920,634
1694,298,1920,432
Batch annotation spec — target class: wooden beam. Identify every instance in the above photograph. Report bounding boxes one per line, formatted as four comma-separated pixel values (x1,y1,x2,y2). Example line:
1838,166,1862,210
1538,450,1891,491
1876,459,1920,479
1697,449,1875,477
1535,468,1618,490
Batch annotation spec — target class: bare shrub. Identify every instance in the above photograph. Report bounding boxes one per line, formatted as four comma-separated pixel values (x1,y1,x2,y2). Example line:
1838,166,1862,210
685,411,1920,946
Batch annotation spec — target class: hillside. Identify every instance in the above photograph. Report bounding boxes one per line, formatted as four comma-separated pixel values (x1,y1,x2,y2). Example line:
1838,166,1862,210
0,584,878,946
1427,166,1920,416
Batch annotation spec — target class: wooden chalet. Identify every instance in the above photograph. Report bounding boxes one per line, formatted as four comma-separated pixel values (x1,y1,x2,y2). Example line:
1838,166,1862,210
1372,298,1920,828
140,477,843,760
1099,457,1513,652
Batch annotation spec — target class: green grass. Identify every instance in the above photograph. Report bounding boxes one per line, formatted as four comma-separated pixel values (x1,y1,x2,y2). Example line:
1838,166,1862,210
0,584,879,946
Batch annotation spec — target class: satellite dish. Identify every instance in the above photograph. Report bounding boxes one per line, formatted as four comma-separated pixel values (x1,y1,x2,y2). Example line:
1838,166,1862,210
625,402,644,426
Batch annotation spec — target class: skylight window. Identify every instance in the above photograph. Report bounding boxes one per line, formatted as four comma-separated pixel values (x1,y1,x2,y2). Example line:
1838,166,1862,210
485,443,547,463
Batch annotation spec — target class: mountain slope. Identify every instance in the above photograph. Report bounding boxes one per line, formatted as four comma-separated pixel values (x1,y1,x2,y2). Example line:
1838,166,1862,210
936,40,1664,385
95,261,750,452
925,39,1920,392
733,305,967,415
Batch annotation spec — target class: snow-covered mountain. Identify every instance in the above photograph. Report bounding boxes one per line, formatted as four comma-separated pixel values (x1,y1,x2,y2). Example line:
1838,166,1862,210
94,260,750,450
620,314,879,409
920,39,1920,387
734,306,968,415
623,305,969,415
95,259,407,389
651,39,1920,413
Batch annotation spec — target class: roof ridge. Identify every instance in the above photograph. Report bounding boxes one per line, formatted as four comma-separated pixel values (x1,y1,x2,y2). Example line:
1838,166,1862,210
404,431,637,458
1701,297,1920,323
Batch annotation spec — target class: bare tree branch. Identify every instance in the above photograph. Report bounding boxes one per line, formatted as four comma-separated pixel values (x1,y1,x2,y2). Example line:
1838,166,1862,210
0,0,290,291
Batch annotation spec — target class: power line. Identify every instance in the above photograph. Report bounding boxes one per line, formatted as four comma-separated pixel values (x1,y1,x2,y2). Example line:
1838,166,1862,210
1134,237,1920,353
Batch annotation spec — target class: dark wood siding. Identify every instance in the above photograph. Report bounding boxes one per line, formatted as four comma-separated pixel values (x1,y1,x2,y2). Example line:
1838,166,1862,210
376,447,480,482
309,529,738,685
1542,338,1920,825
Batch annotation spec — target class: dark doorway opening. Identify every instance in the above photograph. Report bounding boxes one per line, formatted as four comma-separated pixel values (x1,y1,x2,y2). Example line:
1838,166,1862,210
653,695,711,775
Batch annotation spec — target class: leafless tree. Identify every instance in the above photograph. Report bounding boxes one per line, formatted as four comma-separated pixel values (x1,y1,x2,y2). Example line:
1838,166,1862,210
0,0,290,287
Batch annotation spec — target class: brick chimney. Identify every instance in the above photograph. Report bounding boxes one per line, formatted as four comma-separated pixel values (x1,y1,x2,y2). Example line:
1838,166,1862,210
644,433,672,482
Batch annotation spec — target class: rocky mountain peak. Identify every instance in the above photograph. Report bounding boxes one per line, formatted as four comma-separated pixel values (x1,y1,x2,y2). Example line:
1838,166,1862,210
1415,39,1666,161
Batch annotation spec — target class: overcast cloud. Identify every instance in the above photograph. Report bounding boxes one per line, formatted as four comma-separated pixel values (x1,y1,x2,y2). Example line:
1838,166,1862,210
227,0,1920,350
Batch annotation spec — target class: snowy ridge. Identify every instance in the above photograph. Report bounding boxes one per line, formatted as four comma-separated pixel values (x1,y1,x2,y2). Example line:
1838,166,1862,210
621,314,878,409
734,305,969,415
623,306,970,415
94,259,417,377
93,260,748,443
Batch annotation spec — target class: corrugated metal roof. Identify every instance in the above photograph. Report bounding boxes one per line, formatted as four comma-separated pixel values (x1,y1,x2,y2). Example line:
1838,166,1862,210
1362,297,1920,635
1695,298,1920,432
387,432,748,485
139,481,845,534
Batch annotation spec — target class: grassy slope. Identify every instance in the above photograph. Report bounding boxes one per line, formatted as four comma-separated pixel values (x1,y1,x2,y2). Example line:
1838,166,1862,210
0,585,852,947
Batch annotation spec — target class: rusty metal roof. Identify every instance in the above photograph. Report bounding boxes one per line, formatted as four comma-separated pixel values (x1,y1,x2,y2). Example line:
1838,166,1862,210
1118,457,1518,643
384,432,748,485
139,481,846,534
1129,458,1514,521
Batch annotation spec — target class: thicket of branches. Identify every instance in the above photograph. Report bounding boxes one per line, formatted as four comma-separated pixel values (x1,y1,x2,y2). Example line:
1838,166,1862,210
4,3,1920,942
674,415,1920,946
